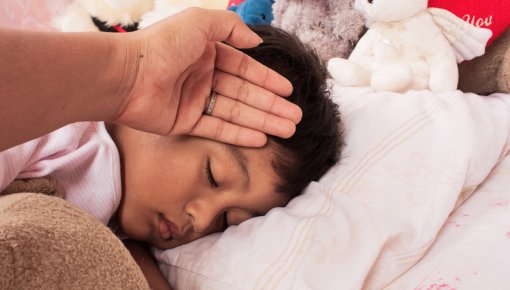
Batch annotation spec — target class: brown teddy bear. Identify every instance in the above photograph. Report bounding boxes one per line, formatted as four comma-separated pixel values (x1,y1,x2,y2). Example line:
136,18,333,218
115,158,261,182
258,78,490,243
0,178,150,289
458,27,510,94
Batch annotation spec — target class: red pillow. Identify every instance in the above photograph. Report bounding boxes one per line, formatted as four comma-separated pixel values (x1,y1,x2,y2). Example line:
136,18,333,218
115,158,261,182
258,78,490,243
429,0,510,45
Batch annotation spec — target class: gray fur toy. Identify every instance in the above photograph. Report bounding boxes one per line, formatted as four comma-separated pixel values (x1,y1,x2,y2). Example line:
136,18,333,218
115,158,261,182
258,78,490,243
272,0,366,62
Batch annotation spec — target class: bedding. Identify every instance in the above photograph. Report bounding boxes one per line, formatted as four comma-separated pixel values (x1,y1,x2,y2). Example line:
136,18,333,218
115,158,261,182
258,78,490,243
155,86,510,290
3,1,510,289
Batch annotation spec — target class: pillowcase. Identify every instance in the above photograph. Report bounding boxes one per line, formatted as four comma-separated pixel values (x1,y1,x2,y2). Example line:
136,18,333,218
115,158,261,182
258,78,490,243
154,85,510,290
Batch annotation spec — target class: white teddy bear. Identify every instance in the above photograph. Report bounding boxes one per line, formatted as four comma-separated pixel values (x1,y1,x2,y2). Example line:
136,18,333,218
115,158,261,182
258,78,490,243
139,0,228,28
55,0,228,32
55,0,155,32
327,0,492,93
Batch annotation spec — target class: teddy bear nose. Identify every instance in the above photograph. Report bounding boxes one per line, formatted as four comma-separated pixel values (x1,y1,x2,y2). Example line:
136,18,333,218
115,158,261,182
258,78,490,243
368,0,373,3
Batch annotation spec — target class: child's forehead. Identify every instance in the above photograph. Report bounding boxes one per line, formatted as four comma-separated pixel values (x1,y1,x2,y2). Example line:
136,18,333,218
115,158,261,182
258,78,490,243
223,143,275,170
243,143,286,187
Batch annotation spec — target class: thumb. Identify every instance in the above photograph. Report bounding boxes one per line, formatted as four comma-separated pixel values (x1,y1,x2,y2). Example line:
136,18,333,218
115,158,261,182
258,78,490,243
192,8,263,49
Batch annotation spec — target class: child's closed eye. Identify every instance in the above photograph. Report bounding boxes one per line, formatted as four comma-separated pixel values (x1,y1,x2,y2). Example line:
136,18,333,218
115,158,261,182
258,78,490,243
205,157,218,188
222,211,229,230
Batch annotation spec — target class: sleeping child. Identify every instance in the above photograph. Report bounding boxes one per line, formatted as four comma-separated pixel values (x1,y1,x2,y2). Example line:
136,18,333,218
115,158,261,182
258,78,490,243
0,25,342,288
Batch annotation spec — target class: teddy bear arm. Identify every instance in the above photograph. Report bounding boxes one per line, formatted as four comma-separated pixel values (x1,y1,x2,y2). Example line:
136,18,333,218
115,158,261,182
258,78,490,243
347,29,376,66
427,50,459,92
327,57,371,87
327,29,376,87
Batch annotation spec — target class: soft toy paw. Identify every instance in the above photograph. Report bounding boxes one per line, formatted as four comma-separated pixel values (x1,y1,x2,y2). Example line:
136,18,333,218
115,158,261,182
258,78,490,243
272,0,366,63
328,0,492,93
229,0,274,25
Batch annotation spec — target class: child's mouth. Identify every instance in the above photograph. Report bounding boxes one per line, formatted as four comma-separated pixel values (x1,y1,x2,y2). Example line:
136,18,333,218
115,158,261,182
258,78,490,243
158,214,175,240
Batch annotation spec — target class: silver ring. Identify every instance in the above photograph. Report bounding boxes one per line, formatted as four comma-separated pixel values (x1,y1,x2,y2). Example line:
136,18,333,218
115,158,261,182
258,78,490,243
205,91,217,116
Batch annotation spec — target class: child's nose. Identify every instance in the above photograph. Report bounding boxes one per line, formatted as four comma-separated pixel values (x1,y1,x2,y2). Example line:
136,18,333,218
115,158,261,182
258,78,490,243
184,197,223,234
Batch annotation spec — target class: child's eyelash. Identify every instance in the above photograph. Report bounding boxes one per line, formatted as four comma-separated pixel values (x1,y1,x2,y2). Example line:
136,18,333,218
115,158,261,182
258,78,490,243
205,158,218,188
222,211,229,230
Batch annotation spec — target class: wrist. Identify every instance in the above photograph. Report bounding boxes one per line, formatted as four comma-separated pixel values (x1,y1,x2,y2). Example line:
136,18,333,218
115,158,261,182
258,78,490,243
102,32,143,123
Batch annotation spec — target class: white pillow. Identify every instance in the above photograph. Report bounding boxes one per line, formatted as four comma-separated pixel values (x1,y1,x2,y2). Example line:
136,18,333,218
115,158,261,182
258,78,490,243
155,86,510,290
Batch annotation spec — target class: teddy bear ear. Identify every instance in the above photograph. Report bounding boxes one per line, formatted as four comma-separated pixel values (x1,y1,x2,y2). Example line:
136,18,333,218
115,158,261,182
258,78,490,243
353,0,373,27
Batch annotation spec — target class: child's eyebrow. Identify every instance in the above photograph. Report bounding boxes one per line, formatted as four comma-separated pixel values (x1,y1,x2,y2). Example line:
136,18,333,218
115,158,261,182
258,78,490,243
223,144,249,190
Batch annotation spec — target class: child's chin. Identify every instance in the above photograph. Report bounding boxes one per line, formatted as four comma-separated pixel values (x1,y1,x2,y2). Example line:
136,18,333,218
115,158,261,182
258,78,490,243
149,239,179,250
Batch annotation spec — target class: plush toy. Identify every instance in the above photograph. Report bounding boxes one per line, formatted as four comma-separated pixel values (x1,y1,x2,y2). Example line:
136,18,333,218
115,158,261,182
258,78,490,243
327,0,492,93
56,0,229,32
139,0,228,28
428,0,510,46
229,0,274,26
427,0,510,94
458,27,510,94
0,179,150,289
272,0,366,63
55,0,155,32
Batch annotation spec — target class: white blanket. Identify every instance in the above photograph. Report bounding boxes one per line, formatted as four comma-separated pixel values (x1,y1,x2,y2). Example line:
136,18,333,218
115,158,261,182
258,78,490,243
155,86,510,290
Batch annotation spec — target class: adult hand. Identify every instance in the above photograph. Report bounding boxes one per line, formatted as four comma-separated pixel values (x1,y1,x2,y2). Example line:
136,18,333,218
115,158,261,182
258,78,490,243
114,8,302,147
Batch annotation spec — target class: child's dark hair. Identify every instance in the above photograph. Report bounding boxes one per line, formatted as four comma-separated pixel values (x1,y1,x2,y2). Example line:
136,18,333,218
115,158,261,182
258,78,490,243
241,26,344,197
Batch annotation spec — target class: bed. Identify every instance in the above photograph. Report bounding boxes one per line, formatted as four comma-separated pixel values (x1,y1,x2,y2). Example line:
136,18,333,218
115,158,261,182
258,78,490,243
2,1,510,289
154,86,510,290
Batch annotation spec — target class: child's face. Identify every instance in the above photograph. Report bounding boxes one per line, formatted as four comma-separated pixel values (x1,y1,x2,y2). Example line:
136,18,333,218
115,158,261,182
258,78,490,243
114,127,289,250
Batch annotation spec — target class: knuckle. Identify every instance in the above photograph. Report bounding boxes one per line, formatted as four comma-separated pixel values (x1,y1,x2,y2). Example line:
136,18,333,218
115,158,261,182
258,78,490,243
212,72,221,91
213,121,225,141
229,102,242,123
261,114,269,133
236,81,250,101
238,54,249,77
262,69,270,88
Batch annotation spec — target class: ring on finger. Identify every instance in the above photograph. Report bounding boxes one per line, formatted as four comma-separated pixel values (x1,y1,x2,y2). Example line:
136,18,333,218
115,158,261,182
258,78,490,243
205,91,218,116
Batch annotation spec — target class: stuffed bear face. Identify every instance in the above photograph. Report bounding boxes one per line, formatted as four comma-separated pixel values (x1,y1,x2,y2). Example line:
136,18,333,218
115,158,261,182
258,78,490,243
361,0,428,23
79,0,155,25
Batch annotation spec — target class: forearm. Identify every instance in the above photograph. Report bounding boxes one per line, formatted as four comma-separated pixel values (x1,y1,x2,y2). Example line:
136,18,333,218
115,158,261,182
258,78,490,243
123,239,173,290
0,28,139,151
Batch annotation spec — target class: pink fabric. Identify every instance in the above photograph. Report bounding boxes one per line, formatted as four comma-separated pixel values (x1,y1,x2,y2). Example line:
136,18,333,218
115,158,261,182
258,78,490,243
0,122,122,225
0,0,73,31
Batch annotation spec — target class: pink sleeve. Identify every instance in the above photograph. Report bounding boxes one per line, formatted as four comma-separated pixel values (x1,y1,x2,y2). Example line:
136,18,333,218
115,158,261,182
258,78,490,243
0,123,87,192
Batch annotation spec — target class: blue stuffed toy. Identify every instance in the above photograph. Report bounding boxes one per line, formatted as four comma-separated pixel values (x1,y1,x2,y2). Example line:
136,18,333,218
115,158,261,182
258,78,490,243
229,0,275,25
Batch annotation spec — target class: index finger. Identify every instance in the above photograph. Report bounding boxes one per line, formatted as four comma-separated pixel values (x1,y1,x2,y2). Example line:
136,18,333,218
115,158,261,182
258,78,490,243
215,42,293,97
181,8,293,97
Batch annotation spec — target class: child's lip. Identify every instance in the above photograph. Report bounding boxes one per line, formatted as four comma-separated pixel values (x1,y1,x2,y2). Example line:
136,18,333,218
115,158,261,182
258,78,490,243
158,214,178,240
